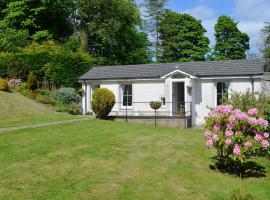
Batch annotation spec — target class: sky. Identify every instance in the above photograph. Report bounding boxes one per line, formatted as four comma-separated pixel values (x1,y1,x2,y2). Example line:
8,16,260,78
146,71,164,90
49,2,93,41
136,0,270,55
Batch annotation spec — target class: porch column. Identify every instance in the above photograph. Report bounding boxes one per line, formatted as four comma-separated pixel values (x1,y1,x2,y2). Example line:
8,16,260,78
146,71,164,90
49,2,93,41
82,83,91,115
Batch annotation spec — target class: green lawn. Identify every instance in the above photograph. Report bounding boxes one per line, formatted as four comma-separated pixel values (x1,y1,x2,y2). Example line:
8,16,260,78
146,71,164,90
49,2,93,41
0,91,79,128
0,119,269,200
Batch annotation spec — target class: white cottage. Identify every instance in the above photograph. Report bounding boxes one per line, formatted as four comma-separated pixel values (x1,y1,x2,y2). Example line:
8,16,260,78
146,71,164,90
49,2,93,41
79,59,266,127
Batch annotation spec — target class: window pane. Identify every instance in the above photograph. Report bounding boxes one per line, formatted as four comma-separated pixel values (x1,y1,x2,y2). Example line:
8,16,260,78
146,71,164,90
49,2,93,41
217,82,223,93
127,96,132,106
223,83,229,93
123,96,127,106
217,94,223,105
124,85,128,95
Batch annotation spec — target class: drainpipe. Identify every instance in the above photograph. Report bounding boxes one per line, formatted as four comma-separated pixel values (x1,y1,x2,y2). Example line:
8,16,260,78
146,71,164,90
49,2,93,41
84,81,87,115
250,74,254,94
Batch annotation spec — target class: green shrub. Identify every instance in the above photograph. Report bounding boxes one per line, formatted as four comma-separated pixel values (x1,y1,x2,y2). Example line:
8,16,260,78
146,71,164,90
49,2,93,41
0,78,8,91
230,189,256,200
35,94,56,105
27,72,37,90
149,101,161,110
224,90,270,122
91,88,115,119
36,89,53,97
68,104,81,115
54,87,81,104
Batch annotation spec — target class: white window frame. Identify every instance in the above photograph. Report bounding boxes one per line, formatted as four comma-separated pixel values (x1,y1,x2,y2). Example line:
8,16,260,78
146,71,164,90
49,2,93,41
121,83,133,109
215,81,230,106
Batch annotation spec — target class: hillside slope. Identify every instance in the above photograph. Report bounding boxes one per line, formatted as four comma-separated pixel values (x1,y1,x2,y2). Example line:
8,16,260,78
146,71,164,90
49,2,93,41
0,92,76,127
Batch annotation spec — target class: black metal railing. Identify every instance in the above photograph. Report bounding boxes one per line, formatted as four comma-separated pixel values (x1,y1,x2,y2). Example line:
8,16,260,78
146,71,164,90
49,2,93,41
110,101,192,126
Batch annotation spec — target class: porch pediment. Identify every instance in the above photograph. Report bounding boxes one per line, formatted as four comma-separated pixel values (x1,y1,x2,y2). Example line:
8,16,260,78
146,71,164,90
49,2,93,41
161,69,195,79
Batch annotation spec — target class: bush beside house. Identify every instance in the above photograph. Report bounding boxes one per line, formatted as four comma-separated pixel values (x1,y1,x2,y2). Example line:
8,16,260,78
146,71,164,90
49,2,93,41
91,88,115,119
204,104,269,174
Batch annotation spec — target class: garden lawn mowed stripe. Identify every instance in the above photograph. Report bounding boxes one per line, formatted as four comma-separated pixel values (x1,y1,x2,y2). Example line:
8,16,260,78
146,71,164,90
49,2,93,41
0,120,269,200
0,92,78,128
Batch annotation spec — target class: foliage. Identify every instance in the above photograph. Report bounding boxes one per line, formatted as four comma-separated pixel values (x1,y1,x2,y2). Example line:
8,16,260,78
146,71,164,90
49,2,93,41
68,104,82,115
77,0,151,65
144,0,168,60
261,22,270,59
0,0,74,51
0,40,96,88
27,72,37,90
204,105,269,172
91,88,115,119
0,28,29,52
230,189,256,200
0,78,8,91
54,87,81,105
159,10,210,62
149,101,161,110
35,94,56,105
223,90,270,122
214,16,250,60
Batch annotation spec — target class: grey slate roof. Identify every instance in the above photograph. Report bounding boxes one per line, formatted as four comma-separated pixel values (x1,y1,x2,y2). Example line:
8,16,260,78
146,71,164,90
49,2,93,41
79,59,265,81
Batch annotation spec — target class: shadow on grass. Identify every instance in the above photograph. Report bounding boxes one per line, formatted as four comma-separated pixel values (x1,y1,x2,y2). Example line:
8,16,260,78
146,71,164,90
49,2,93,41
209,158,266,178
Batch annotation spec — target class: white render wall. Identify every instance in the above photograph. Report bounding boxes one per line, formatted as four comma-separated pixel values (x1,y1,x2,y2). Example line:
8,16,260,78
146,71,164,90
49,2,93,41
82,76,262,127
83,80,167,116
193,78,262,126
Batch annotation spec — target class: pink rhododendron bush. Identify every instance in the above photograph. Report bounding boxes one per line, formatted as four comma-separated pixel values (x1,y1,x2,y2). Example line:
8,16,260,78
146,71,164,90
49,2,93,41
204,105,269,172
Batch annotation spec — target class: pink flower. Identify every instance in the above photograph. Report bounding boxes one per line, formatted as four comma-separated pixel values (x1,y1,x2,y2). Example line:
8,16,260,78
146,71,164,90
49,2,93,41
233,144,241,156
214,124,221,131
261,140,269,148
210,112,221,119
263,132,269,138
257,118,269,128
261,140,269,149
248,117,258,125
228,115,236,124
225,138,232,145
254,134,263,141
212,134,219,141
226,123,232,128
244,140,253,148
235,112,248,120
206,139,214,148
204,130,212,138
233,109,241,114
214,105,233,114
225,130,234,137
248,108,258,116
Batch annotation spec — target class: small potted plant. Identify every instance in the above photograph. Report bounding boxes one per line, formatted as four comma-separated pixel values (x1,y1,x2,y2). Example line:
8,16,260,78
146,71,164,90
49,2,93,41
149,101,162,126
178,105,185,117
149,101,161,110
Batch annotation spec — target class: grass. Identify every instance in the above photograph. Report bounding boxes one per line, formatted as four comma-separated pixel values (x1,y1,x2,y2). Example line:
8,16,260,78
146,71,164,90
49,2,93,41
0,119,269,200
0,91,79,128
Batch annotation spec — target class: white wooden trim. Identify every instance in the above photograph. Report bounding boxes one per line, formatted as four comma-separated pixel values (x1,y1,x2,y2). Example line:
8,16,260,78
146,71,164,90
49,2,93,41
161,70,196,79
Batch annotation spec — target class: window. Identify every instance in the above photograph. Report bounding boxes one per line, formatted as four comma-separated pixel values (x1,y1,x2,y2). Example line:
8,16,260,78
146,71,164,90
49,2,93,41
217,82,229,105
92,84,100,92
122,84,132,107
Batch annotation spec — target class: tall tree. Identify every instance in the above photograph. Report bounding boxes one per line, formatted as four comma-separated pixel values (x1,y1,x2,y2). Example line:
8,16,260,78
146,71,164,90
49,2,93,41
214,15,250,60
261,22,270,59
77,0,151,65
144,0,168,61
158,10,210,62
0,0,74,51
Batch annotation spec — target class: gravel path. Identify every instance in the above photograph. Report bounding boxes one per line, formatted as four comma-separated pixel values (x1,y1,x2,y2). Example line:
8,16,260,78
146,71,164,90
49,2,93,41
0,118,89,133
